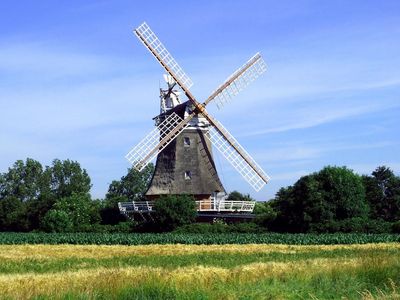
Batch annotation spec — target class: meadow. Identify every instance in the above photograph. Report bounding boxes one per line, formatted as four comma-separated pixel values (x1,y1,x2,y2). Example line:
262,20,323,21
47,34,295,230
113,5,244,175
0,242,399,299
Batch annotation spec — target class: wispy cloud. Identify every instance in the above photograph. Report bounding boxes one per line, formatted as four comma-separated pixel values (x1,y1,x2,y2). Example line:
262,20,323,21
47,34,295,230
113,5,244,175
235,101,398,137
0,42,117,76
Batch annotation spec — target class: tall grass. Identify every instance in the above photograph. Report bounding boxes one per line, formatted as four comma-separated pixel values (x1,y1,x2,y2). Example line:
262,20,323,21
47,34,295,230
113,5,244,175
0,243,398,299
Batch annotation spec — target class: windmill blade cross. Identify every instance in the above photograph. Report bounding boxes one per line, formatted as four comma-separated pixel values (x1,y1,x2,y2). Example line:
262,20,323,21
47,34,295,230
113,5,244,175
130,21,270,192
203,53,267,109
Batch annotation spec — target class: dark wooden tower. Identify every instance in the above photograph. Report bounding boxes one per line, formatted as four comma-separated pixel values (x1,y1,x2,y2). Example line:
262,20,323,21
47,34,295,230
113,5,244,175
145,102,225,201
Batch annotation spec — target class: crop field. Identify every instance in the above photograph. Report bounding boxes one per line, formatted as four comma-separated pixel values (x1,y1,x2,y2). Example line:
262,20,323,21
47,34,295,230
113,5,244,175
0,243,399,299
1,232,400,245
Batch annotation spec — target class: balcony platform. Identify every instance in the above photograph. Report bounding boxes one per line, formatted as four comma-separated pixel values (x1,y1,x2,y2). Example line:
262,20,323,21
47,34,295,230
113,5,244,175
118,199,256,221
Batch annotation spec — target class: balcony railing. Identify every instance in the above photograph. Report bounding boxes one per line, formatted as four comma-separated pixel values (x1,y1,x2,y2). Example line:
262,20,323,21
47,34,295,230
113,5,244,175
196,200,255,212
118,200,255,214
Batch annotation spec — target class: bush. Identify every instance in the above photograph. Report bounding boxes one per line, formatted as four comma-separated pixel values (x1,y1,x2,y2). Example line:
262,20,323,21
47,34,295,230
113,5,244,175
40,193,101,232
153,195,197,232
392,221,400,233
253,201,277,229
41,210,73,233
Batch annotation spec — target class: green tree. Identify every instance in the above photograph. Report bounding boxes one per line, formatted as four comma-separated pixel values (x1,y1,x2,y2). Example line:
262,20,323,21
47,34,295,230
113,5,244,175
363,166,400,222
0,158,46,231
228,191,255,201
27,159,91,230
272,166,368,232
0,158,93,231
49,159,91,199
0,159,44,202
153,194,197,232
0,196,29,231
105,164,154,204
102,164,154,225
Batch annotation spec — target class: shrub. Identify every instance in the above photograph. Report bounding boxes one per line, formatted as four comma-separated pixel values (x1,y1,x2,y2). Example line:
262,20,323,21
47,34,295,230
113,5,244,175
392,221,400,233
153,195,197,232
41,210,73,233
40,193,100,232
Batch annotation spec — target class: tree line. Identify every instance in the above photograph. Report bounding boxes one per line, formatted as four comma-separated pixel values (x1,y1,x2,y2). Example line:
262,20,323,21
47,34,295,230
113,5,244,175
255,165,400,233
0,158,399,233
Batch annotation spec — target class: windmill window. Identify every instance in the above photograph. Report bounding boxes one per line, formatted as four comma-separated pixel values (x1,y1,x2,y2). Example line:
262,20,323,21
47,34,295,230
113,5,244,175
184,171,192,180
184,137,190,147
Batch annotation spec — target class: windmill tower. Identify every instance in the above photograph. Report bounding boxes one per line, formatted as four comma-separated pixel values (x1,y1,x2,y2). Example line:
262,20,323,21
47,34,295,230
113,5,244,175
123,22,270,215
145,75,225,201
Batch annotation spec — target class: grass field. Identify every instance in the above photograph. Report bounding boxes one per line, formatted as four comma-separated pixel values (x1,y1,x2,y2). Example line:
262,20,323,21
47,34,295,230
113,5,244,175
0,243,399,299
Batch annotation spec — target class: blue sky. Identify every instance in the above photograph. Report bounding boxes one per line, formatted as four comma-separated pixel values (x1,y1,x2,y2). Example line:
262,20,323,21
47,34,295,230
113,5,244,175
0,0,399,201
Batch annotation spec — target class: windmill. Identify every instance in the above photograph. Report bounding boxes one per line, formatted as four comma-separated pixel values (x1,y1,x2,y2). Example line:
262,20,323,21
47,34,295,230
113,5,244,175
121,22,270,217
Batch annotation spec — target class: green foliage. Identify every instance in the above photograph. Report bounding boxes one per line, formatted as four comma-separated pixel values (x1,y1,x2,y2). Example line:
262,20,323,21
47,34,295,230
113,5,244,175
228,190,255,201
153,194,197,232
229,222,264,233
174,223,228,233
105,164,154,204
253,201,277,229
392,221,400,233
0,158,45,202
49,159,92,199
272,166,368,232
0,232,399,245
174,222,263,234
363,166,400,222
99,201,127,225
0,196,29,231
102,164,154,225
41,209,73,233
0,158,92,231
41,193,100,232
0,159,46,231
1,158,399,234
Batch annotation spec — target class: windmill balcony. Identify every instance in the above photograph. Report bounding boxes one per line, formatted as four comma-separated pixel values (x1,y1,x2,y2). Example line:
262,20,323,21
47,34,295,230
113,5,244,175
118,199,256,214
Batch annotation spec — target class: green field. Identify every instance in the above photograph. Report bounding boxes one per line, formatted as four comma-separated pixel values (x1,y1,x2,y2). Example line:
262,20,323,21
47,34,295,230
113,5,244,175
0,242,399,299
1,232,400,245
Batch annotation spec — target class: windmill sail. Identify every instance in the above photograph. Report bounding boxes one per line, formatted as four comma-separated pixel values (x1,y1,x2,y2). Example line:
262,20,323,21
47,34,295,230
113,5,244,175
204,53,267,109
205,118,270,192
126,112,190,171
135,22,193,91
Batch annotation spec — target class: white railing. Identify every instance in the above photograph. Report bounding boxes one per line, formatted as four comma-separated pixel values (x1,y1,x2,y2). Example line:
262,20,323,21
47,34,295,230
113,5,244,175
196,200,255,212
118,201,153,213
118,200,255,213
